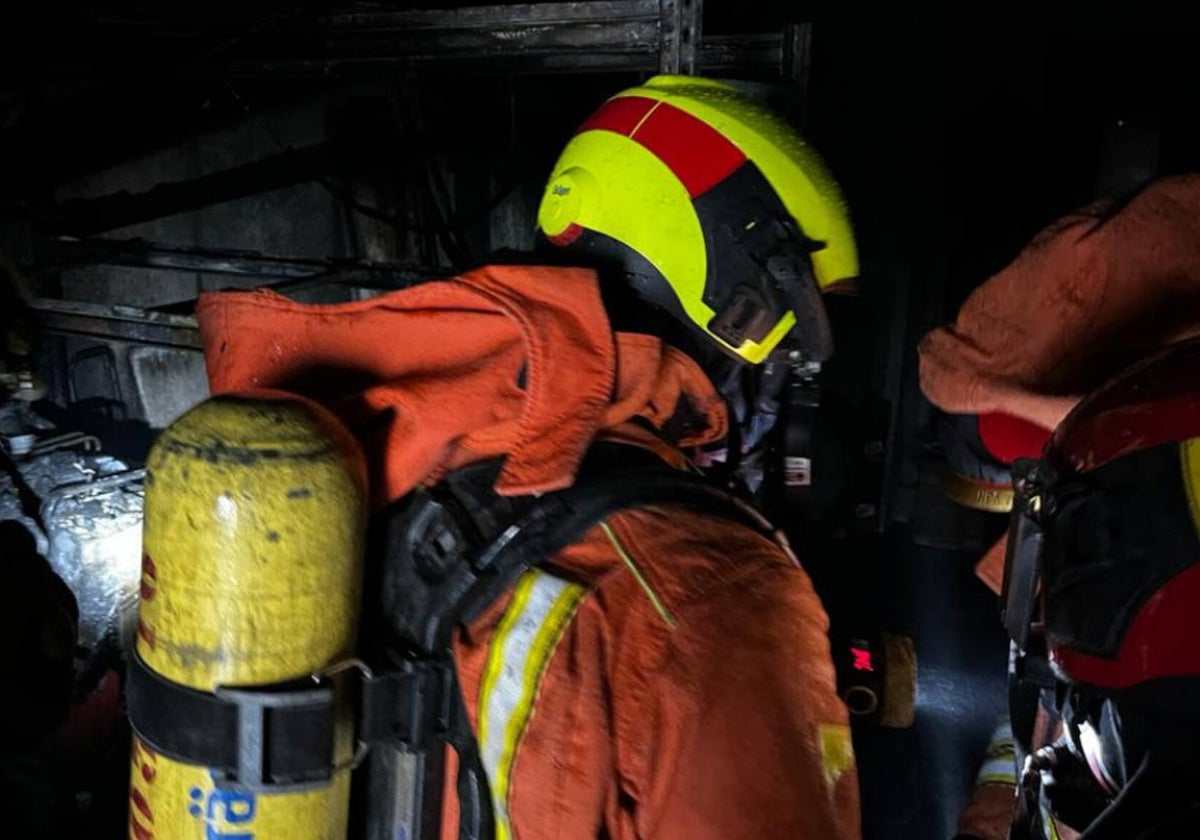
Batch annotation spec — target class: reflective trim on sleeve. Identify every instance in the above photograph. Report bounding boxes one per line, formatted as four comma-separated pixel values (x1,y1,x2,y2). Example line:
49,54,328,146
976,721,1018,787
477,570,586,840
1042,807,1063,840
817,723,856,795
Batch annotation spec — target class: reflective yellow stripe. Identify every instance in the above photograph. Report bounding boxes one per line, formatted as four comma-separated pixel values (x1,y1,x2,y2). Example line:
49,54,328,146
976,720,1017,787
1043,809,1063,840
976,747,1017,784
478,575,537,750
599,520,675,629
817,723,856,794
478,570,586,840
1180,439,1200,532
977,772,1017,786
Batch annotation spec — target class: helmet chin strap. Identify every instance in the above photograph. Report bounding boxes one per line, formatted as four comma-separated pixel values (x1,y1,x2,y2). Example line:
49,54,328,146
767,249,834,368
728,220,829,511
772,213,835,366
735,208,834,368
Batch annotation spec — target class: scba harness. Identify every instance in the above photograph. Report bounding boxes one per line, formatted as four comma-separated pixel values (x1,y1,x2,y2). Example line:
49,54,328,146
128,443,786,839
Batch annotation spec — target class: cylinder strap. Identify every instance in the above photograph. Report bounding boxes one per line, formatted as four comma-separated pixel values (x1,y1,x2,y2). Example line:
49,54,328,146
126,650,337,793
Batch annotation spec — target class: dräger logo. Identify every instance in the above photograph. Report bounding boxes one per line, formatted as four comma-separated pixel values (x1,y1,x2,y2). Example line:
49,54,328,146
188,784,258,840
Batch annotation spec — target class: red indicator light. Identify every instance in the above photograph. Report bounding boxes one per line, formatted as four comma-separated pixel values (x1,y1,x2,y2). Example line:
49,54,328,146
851,647,874,672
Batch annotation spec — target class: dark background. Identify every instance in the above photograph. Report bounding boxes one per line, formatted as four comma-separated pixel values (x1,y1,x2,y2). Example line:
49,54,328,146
3,4,1197,838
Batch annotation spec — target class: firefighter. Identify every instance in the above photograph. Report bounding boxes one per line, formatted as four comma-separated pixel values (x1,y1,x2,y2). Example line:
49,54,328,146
142,75,861,839
919,175,1200,558
536,77,914,731
997,337,1200,838
922,176,1200,839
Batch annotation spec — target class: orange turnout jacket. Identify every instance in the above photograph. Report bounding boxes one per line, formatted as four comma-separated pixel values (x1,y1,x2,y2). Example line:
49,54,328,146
920,175,1200,592
196,264,860,840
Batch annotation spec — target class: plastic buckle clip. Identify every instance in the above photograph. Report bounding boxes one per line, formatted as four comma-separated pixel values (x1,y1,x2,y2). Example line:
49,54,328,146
358,658,456,754
213,677,336,793
1002,458,1056,651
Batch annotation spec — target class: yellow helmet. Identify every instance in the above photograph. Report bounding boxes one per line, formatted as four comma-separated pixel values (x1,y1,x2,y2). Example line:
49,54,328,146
537,75,858,365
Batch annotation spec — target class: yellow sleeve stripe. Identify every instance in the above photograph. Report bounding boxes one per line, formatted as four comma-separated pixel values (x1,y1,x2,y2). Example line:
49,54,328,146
477,570,586,840
1180,439,1200,533
478,573,537,752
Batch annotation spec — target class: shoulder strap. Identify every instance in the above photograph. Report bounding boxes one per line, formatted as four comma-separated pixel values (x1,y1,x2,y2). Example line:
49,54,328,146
376,442,782,657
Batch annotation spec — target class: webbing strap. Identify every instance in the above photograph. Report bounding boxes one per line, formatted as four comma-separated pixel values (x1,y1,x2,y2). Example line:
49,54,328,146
125,650,336,792
379,448,783,657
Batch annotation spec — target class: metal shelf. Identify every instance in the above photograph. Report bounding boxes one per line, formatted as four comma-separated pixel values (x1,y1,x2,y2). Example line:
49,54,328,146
181,1,808,81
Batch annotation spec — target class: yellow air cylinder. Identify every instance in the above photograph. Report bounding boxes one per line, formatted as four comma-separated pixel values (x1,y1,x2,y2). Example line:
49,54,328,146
127,392,366,840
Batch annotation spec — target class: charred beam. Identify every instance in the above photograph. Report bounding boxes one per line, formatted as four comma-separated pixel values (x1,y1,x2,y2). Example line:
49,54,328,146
40,144,332,237
38,237,335,279
34,238,445,292
29,298,202,350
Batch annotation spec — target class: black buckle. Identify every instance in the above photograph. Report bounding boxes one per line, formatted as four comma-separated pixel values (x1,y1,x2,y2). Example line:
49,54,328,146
212,680,336,793
359,659,456,752
127,649,353,794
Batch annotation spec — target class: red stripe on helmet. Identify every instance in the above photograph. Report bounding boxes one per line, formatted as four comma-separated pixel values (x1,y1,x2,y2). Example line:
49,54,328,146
578,95,657,137
546,222,583,247
1052,561,1200,689
577,95,747,199
632,101,747,198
